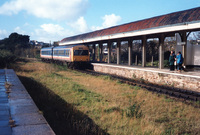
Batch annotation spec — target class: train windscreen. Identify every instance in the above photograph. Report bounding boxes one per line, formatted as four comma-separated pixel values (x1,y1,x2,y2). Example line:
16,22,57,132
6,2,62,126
74,50,88,56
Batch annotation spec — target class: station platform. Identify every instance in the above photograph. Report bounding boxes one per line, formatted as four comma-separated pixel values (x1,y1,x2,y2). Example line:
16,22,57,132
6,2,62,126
91,63,200,92
0,69,55,135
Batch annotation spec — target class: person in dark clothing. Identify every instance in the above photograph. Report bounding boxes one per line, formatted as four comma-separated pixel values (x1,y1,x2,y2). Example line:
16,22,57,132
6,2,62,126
176,51,183,72
169,51,175,71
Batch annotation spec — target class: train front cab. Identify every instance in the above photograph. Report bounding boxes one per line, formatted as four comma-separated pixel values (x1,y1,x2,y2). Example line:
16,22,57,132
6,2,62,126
72,45,90,62
70,45,90,69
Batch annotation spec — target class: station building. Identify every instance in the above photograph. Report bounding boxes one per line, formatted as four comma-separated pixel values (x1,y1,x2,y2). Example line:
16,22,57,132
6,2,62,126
59,7,200,91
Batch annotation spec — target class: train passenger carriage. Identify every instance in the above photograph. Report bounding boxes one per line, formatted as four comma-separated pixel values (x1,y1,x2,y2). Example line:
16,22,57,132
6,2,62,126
40,47,53,61
53,46,71,61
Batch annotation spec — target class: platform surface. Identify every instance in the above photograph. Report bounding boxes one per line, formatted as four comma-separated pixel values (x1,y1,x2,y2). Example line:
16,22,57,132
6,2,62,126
0,69,55,135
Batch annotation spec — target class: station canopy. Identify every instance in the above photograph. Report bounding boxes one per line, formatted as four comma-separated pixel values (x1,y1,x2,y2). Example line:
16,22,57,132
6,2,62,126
59,7,200,46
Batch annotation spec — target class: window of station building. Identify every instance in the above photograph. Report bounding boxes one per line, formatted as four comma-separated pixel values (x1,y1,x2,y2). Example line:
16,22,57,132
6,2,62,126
74,50,89,56
188,31,200,46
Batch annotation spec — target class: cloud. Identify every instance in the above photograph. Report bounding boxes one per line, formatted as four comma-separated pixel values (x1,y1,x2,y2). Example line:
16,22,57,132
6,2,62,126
91,14,121,31
34,23,74,42
14,27,26,34
34,14,122,42
102,14,121,28
33,17,89,42
91,26,103,31
40,24,65,35
0,0,89,20
68,16,89,33
24,22,31,27
0,29,9,39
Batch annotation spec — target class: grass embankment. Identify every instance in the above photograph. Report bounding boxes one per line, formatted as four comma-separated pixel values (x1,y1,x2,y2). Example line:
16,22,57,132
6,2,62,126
11,59,200,135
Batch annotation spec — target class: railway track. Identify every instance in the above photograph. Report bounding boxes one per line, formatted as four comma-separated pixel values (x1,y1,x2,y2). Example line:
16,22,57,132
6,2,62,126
77,69,200,102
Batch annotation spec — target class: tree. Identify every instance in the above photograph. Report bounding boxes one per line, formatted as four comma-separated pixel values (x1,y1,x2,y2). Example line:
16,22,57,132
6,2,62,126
0,32,30,56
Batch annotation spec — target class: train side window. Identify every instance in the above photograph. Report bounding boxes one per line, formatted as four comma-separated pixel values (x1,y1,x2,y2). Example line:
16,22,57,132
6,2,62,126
66,50,70,57
59,50,65,56
54,50,59,56
42,51,51,55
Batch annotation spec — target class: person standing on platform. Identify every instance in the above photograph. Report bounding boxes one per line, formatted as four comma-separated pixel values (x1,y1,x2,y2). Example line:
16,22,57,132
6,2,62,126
169,51,175,71
176,51,183,72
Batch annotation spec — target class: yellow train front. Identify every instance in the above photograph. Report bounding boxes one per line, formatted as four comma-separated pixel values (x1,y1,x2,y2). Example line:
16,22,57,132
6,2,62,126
71,45,90,62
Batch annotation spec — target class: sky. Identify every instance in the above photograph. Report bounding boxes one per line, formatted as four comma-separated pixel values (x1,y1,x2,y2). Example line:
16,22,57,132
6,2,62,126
0,0,199,43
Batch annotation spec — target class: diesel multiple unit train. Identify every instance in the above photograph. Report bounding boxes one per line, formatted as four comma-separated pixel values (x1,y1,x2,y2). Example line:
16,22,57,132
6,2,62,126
40,44,90,67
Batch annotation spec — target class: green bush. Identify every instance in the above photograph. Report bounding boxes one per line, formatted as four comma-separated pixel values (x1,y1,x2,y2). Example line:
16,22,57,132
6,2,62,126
0,49,17,68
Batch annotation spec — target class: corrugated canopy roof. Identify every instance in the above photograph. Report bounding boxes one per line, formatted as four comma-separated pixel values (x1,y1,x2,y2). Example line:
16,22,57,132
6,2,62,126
60,7,200,45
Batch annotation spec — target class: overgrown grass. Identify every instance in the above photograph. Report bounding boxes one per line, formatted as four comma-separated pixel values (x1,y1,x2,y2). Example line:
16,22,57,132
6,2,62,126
19,76,107,135
101,75,112,80
125,102,143,118
12,59,200,135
